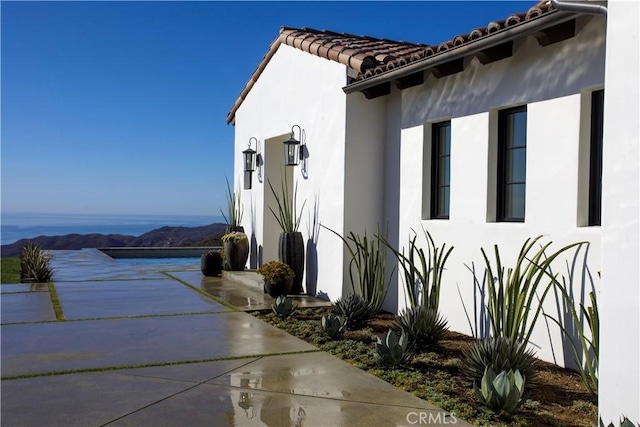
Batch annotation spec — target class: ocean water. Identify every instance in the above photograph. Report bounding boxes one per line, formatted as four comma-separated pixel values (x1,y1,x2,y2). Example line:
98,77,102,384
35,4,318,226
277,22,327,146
0,213,224,246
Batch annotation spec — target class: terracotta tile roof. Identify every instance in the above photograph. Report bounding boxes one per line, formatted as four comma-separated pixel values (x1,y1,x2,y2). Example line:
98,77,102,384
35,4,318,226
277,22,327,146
227,1,555,124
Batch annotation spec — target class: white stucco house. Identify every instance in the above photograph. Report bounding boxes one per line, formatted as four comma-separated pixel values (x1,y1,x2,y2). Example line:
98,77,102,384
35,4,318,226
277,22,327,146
227,0,639,422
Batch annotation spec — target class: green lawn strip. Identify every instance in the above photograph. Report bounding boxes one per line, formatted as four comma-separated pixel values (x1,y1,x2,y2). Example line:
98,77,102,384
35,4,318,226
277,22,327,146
162,272,239,311
47,282,65,321
1,258,21,284
1,349,321,381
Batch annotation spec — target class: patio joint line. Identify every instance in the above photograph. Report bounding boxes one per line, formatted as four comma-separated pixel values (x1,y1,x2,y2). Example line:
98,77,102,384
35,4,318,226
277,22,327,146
100,357,266,426
163,272,240,311
0,350,322,381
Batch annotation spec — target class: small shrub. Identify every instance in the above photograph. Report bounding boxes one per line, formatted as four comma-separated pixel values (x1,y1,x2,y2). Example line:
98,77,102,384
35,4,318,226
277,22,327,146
258,261,294,283
331,293,375,329
321,314,347,340
271,296,297,318
20,242,53,282
462,336,537,388
395,305,448,347
473,367,527,415
374,329,412,367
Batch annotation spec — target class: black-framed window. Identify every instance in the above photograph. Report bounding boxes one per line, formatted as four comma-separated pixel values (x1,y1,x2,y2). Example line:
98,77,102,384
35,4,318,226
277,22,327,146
497,106,527,222
588,89,604,226
431,121,451,219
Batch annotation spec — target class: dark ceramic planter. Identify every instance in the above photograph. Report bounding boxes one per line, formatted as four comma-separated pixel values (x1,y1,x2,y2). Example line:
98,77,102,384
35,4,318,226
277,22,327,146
264,277,293,298
225,225,245,234
278,231,305,294
201,253,223,277
224,237,249,271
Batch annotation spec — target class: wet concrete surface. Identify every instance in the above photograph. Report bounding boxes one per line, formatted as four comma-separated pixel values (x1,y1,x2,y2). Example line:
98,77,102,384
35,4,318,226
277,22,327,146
1,250,467,426
1,292,56,323
1,312,316,377
0,282,49,293
55,279,228,319
173,271,332,312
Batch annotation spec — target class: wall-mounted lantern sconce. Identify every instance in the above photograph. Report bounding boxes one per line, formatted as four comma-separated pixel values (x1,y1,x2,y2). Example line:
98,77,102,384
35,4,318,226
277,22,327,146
283,125,303,166
243,137,258,189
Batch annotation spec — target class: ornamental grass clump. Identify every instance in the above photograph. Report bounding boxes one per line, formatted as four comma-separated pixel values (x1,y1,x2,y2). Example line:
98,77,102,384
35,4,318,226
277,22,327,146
257,261,294,284
20,241,53,282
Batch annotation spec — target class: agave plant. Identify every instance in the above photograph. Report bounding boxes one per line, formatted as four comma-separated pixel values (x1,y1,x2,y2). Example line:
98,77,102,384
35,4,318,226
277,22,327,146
331,293,375,329
321,314,347,340
395,305,448,347
271,296,297,318
473,367,527,415
374,329,412,367
600,417,639,427
462,336,538,387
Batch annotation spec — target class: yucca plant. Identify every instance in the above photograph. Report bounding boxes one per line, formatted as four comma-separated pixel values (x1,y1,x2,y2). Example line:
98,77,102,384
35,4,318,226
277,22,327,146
374,329,412,367
331,293,375,329
395,305,448,347
268,176,306,233
20,242,53,283
379,226,453,311
271,296,297,318
481,236,584,343
545,288,599,397
473,367,527,415
220,176,243,230
321,314,347,340
462,336,538,387
323,226,393,313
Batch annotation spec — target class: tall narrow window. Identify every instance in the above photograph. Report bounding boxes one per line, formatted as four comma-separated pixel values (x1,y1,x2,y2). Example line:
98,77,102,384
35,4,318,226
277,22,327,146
431,121,451,219
497,106,527,222
589,89,604,226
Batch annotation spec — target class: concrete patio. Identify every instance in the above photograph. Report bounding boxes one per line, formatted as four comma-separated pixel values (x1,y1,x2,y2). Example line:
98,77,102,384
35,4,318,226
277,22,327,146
1,249,467,426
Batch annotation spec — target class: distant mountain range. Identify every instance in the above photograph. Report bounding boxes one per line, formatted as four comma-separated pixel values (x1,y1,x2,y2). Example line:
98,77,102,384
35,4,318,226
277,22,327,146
0,223,228,258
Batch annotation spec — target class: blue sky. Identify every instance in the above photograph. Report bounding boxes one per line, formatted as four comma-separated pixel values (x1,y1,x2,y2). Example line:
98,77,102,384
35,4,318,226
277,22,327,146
1,1,527,217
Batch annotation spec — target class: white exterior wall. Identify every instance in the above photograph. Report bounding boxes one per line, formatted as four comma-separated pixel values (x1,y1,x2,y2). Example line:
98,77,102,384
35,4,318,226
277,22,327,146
233,44,348,300
397,15,606,365
599,0,640,422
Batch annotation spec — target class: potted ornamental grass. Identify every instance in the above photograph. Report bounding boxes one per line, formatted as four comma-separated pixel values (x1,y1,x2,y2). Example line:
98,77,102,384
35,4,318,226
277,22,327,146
200,250,223,277
258,261,294,298
222,231,249,271
268,176,306,294
221,176,244,234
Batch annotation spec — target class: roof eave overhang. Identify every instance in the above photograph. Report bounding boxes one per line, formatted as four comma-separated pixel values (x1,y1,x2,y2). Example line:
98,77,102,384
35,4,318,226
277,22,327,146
343,9,580,95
